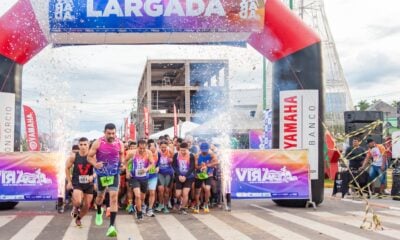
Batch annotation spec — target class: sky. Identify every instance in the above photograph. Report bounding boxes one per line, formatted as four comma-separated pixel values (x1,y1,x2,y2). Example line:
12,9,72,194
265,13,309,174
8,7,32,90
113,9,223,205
0,0,399,140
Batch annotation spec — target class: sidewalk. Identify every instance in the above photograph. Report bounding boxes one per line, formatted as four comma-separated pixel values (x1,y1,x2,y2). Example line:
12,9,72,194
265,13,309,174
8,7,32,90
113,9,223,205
325,188,400,210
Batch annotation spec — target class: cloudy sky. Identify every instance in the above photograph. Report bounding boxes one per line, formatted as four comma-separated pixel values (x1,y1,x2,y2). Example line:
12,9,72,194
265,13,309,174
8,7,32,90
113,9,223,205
0,0,399,139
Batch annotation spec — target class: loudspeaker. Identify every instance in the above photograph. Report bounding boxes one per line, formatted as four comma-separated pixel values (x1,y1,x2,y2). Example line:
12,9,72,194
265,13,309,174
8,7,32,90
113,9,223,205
344,111,384,123
345,122,383,135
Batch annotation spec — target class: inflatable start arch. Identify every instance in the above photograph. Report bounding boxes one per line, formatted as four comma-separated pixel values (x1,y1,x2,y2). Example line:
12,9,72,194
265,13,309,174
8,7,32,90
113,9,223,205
0,0,324,205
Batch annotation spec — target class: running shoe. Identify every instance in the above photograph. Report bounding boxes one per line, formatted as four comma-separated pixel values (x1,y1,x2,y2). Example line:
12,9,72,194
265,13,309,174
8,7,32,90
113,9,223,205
146,208,155,217
155,204,164,212
162,207,170,214
193,206,199,214
142,204,147,214
180,208,188,215
204,205,210,213
136,211,144,221
95,208,104,226
126,204,135,214
106,225,118,237
71,207,79,218
75,218,82,227
167,201,173,209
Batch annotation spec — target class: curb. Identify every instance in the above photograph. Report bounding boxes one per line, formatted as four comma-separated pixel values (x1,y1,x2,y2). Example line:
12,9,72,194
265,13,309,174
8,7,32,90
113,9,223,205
327,196,400,211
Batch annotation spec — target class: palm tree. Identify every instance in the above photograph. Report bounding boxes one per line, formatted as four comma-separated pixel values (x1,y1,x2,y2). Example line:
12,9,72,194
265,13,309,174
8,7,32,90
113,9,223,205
355,100,370,111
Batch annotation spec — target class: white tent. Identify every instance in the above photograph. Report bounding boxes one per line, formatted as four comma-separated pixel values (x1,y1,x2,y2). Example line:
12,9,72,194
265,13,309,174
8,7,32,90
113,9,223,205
150,121,200,139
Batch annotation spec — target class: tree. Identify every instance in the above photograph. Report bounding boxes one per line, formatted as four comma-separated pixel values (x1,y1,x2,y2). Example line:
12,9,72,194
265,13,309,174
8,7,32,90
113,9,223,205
355,100,370,111
391,100,399,108
371,99,382,105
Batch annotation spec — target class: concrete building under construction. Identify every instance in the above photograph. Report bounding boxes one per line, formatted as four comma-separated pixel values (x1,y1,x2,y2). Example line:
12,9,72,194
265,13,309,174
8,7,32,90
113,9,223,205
136,59,229,137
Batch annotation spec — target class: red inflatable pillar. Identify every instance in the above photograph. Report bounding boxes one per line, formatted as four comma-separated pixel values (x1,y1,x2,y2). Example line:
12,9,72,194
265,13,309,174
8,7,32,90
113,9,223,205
248,0,324,206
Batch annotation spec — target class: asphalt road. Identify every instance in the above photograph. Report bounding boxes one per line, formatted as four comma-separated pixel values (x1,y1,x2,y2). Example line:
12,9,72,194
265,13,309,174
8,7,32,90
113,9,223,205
1,190,400,240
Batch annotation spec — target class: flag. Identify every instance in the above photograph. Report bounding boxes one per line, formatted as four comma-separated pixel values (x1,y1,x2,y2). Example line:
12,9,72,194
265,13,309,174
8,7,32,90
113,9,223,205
129,123,136,141
23,105,40,151
324,130,339,180
173,104,178,137
124,117,129,142
144,107,149,138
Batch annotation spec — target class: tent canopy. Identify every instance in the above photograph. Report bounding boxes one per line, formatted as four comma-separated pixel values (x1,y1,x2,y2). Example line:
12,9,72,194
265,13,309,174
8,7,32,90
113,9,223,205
188,110,263,136
150,121,200,139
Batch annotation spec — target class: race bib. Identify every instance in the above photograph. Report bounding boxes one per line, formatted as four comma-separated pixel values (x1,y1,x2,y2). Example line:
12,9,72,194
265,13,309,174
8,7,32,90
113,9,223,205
100,176,114,187
197,172,209,180
148,166,156,174
135,169,146,177
79,175,90,184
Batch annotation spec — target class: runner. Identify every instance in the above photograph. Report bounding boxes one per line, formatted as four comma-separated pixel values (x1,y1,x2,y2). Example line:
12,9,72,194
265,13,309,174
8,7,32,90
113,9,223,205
193,142,218,214
88,123,124,237
155,141,174,213
147,140,159,217
172,142,196,215
65,137,94,227
125,141,137,214
125,139,154,220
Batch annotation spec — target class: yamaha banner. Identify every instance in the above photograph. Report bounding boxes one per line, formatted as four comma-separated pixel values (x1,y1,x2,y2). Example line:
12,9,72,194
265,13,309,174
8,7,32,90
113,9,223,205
279,90,319,179
23,105,40,152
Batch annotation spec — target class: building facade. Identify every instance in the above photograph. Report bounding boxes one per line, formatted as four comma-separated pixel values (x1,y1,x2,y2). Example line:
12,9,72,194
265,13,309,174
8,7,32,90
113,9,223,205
136,59,229,137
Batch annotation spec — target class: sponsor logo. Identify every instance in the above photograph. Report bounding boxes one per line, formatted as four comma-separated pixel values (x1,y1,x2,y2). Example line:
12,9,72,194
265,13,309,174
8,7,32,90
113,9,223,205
235,166,298,184
0,169,53,186
54,0,75,21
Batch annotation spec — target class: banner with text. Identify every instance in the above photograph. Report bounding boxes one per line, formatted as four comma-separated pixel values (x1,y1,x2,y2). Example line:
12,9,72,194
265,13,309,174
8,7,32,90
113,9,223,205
279,90,319,179
249,129,264,149
49,0,265,33
231,150,310,199
0,93,15,152
23,105,40,151
0,152,60,201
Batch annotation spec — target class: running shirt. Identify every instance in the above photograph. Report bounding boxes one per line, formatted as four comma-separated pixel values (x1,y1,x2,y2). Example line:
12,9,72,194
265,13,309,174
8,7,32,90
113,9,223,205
158,151,174,176
197,153,214,177
96,137,122,177
367,144,386,166
72,153,93,186
130,151,150,181
173,152,195,179
148,152,160,179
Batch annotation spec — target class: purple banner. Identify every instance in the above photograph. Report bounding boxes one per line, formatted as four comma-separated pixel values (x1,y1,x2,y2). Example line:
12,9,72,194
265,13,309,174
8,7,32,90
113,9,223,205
0,153,59,201
231,150,310,199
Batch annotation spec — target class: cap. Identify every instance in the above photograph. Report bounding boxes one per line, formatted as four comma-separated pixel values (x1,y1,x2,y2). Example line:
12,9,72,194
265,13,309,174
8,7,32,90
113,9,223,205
200,142,210,152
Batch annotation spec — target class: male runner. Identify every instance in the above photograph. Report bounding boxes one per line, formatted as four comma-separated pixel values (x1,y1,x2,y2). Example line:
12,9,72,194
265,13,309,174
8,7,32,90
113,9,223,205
147,140,159,217
125,139,154,220
88,123,124,237
172,142,195,214
156,141,174,213
125,141,137,213
194,142,218,214
66,137,94,226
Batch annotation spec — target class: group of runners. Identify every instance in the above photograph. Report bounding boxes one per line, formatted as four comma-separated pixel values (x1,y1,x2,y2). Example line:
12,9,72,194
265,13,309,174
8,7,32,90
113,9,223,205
65,123,222,237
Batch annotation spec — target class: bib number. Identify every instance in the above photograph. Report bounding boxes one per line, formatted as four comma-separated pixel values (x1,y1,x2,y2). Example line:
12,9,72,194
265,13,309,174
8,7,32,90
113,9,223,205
197,172,209,180
148,166,156,174
79,175,90,184
100,176,114,187
135,169,146,177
